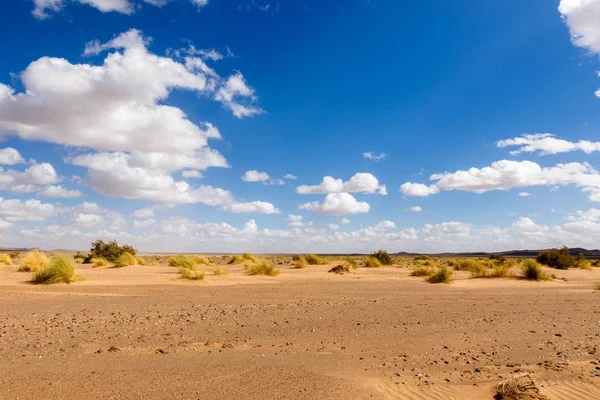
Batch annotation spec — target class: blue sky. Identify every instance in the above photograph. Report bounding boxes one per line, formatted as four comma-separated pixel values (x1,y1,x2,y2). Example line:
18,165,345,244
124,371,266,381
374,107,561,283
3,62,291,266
1,0,600,252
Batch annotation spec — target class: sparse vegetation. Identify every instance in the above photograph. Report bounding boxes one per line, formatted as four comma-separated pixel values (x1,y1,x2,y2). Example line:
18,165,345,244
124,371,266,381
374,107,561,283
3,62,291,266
453,258,485,272
342,257,358,268
229,252,258,265
488,253,506,262
293,256,308,269
363,256,383,268
180,267,205,280
426,266,453,284
371,250,392,265
0,253,13,266
305,254,323,265
18,250,48,272
329,264,351,275
84,240,137,263
536,247,576,270
212,266,228,276
32,254,83,285
9,251,20,260
495,373,545,400
193,255,212,265
91,257,110,268
520,259,550,281
490,262,515,278
113,252,138,268
245,259,279,276
413,255,431,261
168,255,197,269
410,266,434,277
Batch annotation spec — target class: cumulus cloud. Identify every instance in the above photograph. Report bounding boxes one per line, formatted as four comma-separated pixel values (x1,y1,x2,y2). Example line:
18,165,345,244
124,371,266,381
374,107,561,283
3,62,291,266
374,220,396,230
38,185,83,198
496,133,600,155
400,182,440,197
133,218,156,228
559,0,600,54
0,162,59,193
363,151,388,161
214,72,263,118
242,170,270,182
339,217,351,225
407,206,422,212
32,0,209,19
299,193,370,216
284,173,298,180
221,201,281,214
285,214,312,227
0,148,26,165
182,170,203,179
297,173,387,195
0,198,56,222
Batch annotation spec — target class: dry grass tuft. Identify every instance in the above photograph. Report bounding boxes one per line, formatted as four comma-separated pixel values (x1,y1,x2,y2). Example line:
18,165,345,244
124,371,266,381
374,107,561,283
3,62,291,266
293,256,308,269
364,256,383,268
91,257,110,268
341,257,358,268
229,252,257,265
245,259,279,276
426,266,453,284
18,250,48,272
410,266,434,277
212,266,228,276
494,373,548,400
453,258,485,271
329,264,351,275
305,254,323,265
114,252,138,268
32,254,83,285
520,259,550,281
180,267,205,280
0,253,13,266
578,260,592,270
489,262,516,278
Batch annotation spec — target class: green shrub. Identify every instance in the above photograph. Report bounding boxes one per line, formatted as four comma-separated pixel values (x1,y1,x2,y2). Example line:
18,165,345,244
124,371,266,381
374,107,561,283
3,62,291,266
371,250,392,265
536,247,575,270
114,252,138,268
0,253,13,266
410,266,434,277
88,240,137,262
488,254,506,262
520,259,550,281
426,266,453,284
364,256,383,268
18,250,48,272
245,259,279,276
32,254,83,285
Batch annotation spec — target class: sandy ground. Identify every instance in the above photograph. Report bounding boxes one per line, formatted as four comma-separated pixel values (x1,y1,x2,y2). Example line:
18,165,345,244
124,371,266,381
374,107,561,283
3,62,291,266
1,257,599,399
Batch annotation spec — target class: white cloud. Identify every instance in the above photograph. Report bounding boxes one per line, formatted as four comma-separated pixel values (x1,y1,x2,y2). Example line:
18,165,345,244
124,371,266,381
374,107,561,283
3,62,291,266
284,173,297,180
242,170,270,182
73,212,103,227
182,170,203,179
339,217,351,225
328,223,340,230
285,214,312,227
38,185,83,198
559,0,600,54
407,206,422,212
518,192,532,197
0,148,26,165
374,220,396,230
214,72,263,118
297,173,387,195
0,162,59,193
221,201,281,214
134,218,156,228
496,133,600,155
400,182,440,197
32,0,209,19
363,151,388,161
299,193,370,216
0,198,56,222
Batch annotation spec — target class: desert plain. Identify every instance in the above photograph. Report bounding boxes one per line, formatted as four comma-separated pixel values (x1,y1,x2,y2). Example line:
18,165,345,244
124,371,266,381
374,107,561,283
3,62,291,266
0,254,599,400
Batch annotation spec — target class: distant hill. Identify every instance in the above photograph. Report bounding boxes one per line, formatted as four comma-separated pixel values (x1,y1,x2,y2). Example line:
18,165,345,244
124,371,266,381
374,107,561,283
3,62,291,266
393,248,600,259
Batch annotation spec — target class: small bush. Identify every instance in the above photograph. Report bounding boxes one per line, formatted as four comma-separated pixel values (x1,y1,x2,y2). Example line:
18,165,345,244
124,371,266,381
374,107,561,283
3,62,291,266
168,255,197,269
0,253,13,266
193,255,212,265
9,251,20,260
293,256,308,269
212,266,228,276
19,251,48,272
114,252,138,268
136,256,147,266
413,255,431,261
291,254,301,261
342,257,358,268
578,260,592,270
453,259,484,271
91,257,110,268
305,254,323,265
536,247,575,270
469,262,489,278
180,267,205,280
488,253,506,262
329,264,351,275
427,266,453,284
89,240,137,262
371,250,392,265
520,259,550,281
245,259,279,276
490,262,515,278
32,254,83,285
410,266,434,277
229,252,257,265
364,256,383,268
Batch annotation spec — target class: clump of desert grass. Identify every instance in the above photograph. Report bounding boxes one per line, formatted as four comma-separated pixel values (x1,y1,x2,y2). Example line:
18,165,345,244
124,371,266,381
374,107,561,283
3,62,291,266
341,257,358,269
293,256,308,269
245,259,279,276
305,254,324,265
329,264,351,275
91,257,110,268
73,253,86,263
489,261,516,278
212,266,228,276
18,250,48,272
228,252,258,265
495,373,546,400
168,255,198,269
113,252,138,268
32,254,83,285
578,259,592,270
520,259,550,281
413,255,431,261
193,255,212,266
371,250,393,265
0,253,13,266
452,258,485,271
363,256,383,268
410,266,434,277
426,266,453,284
180,267,205,280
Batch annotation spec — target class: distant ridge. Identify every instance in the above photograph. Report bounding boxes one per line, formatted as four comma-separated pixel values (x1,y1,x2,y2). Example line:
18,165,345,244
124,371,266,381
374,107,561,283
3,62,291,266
393,247,600,259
